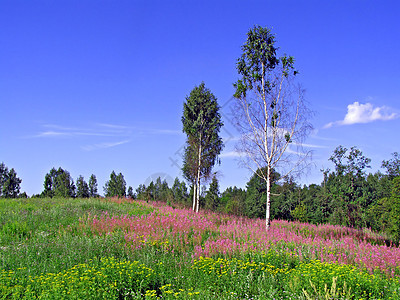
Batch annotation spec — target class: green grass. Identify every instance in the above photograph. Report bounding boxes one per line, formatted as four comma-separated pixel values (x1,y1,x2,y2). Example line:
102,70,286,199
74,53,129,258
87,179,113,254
0,197,153,276
0,197,152,244
0,197,399,299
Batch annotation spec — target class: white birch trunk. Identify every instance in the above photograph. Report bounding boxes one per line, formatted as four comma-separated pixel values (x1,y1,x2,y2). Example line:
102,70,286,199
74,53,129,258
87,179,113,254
192,184,197,211
196,176,200,213
196,137,202,213
265,165,271,230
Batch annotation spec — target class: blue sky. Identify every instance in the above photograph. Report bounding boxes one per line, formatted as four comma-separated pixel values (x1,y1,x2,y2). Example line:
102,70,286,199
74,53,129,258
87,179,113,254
1,0,399,196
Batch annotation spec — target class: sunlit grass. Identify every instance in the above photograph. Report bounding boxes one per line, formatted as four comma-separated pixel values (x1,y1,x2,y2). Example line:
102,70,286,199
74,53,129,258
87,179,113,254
0,197,399,299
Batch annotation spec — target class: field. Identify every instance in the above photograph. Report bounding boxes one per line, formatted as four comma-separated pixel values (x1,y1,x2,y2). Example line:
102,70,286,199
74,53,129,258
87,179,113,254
0,197,399,299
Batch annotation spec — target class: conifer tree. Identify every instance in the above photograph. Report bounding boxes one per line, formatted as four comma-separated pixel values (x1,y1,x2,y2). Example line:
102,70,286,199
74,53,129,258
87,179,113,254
205,175,220,211
1,166,22,198
127,186,134,199
172,177,189,205
0,163,8,197
104,171,126,197
88,174,98,197
76,175,90,198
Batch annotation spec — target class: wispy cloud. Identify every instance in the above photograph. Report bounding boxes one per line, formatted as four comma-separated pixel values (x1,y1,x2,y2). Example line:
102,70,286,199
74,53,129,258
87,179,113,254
292,142,328,149
96,123,130,129
81,140,130,151
324,102,398,128
33,123,124,138
220,151,247,158
148,129,183,135
36,131,73,137
31,123,181,139
34,130,113,138
28,122,182,151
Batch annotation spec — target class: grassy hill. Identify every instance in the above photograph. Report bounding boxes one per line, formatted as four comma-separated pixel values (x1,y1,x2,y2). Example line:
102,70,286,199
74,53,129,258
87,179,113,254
1,197,399,299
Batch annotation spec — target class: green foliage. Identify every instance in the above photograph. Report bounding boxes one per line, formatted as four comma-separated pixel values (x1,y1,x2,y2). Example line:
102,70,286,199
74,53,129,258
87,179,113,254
326,146,372,227
221,186,246,216
171,177,189,205
181,82,224,211
382,152,400,178
245,174,266,219
204,175,220,211
198,145,400,242
135,184,146,200
0,164,22,198
127,186,134,198
76,175,90,198
141,177,172,203
291,203,307,222
368,177,400,242
103,171,126,197
88,174,98,198
233,26,280,99
244,168,280,219
329,145,371,177
43,167,75,198
0,163,7,195
391,178,400,241
271,177,298,221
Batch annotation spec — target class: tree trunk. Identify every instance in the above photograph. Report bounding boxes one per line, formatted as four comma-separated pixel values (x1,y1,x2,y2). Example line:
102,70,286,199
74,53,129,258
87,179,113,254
265,165,271,230
194,132,202,213
196,176,200,213
192,183,197,211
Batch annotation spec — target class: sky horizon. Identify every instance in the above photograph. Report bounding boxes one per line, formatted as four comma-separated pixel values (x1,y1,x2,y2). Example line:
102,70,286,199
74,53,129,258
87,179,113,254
1,0,399,196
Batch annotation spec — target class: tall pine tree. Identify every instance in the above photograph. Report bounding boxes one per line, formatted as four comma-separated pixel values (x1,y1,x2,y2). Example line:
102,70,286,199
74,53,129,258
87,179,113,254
88,174,98,197
76,175,90,198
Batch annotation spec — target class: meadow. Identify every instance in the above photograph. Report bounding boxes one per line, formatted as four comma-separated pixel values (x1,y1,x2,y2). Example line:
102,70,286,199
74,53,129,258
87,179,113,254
0,197,399,299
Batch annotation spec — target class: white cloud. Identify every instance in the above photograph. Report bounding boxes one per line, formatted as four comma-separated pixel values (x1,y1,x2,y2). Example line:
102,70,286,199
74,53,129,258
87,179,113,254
36,131,72,137
324,102,398,128
292,143,328,149
220,151,247,158
81,140,130,151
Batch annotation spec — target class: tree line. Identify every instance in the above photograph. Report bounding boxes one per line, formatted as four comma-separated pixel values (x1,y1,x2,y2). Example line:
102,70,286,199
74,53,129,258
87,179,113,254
190,148,399,243
1,147,399,241
117,146,400,244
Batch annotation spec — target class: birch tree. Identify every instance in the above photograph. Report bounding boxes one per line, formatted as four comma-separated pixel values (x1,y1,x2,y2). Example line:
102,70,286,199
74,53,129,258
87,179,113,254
182,82,224,212
233,26,313,229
